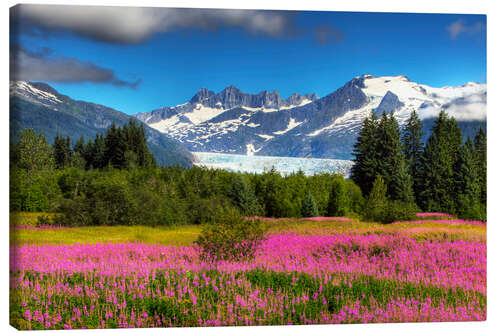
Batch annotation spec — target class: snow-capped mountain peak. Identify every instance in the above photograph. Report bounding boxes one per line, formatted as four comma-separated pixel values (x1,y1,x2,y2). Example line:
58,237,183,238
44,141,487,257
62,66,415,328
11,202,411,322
10,81,65,107
133,75,486,159
134,85,318,139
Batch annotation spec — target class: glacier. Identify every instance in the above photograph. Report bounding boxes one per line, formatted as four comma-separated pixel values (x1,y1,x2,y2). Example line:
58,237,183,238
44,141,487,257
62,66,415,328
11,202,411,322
193,152,353,177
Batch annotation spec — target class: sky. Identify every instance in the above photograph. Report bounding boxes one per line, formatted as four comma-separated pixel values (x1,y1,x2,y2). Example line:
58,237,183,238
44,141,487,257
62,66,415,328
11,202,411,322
10,5,486,115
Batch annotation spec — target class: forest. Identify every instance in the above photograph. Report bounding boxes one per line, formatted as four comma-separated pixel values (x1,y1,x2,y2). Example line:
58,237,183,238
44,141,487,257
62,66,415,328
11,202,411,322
9,110,486,226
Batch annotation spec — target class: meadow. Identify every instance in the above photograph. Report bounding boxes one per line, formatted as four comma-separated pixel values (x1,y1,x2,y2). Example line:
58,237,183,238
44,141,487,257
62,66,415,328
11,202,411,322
9,212,486,329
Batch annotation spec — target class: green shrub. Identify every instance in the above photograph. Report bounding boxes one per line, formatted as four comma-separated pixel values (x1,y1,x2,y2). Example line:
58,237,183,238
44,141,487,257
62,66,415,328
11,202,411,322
383,200,418,224
54,197,94,226
36,214,52,226
195,208,266,263
362,176,418,223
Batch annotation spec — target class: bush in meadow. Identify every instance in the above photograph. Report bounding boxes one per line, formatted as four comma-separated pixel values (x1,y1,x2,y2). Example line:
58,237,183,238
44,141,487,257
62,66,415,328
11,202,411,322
363,176,418,223
195,207,266,263
384,200,418,224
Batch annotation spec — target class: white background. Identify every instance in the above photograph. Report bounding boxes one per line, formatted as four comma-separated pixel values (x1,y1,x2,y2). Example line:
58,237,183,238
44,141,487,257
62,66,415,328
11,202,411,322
1,1,498,332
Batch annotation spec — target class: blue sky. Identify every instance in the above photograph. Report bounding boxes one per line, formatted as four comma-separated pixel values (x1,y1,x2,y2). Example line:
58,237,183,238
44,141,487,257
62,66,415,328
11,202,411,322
11,6,486,115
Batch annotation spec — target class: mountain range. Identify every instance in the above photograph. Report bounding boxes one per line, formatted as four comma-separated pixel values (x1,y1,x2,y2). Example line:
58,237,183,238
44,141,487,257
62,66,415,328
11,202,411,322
10,81,196,167
9,74,487,166
134,74,486,159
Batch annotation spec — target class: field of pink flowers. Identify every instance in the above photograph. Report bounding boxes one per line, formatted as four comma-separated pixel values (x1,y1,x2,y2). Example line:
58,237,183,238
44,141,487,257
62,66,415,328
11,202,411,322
9,217,486,329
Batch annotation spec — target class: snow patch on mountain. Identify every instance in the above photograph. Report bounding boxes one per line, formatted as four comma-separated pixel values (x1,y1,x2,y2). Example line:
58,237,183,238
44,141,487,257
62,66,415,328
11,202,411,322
184,104,227,124
273,118,302,135
258,134,274,140
246,144,260,156
10,81,63,107
361,75,428,100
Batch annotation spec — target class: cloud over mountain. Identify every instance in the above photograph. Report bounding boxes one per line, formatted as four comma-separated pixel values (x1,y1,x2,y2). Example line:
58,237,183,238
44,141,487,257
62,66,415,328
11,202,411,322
10,44,140,88
11,5,300,44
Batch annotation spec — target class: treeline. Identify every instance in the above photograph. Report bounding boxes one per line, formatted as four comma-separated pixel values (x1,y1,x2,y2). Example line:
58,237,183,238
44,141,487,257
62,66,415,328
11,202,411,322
10,123,365,226
10,110,486,226
351,110,486,221
53,120,156,170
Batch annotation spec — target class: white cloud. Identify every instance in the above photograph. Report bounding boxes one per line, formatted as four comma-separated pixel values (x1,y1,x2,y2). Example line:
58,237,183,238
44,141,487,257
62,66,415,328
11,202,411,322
11,5,299,44
418,94,487,121
446,19,485,40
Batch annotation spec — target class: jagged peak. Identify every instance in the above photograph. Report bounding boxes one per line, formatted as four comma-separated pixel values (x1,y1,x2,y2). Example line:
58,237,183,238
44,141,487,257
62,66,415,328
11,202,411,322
189,87,215,104
221,84,240,92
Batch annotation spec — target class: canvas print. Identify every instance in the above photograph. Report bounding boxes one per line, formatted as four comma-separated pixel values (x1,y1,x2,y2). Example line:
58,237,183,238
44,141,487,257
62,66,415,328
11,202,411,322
9,4,486,330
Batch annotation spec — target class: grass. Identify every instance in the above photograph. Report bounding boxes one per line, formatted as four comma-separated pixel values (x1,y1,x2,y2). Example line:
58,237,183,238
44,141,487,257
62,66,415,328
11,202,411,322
265,217,486,242
10,213,486,246
10,224,201,246
10,212,59,227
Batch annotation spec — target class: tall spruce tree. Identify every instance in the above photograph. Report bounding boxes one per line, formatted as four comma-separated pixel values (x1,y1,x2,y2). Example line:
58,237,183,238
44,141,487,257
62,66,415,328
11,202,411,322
402,110,424,195
455,138,482,219
474,126,486,206
104,123,127,169
123,120,156,168
230,175,260,216
53,135,71,169
392,155,415,203
73,136,85,156
71,136,87,169
351,111,378,196
375,112,404,200
416,111,462,212
91,134,107,169
301,192,319,217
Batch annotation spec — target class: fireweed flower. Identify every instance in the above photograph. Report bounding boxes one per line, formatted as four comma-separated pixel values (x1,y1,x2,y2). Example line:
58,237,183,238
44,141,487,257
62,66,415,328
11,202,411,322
10,223,486,329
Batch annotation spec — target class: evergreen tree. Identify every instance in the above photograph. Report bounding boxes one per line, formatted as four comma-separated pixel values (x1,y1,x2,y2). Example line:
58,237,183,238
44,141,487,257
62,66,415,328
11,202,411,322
402,110,424,194
91,134,107,169
70,152,86,169
392,155,415,204
104,123,127,169
351,111,378,196
375,112,404,200
72,136,87,169
73,136,85,156
255,168,283,217
474,126,486,206
455,138,482,219
230,175,260,216
327,175,350,216
53,135,71,169
123,120,156,168
301,192,319,217
363,175,388,222
16,129,54,183
416,111,462,212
